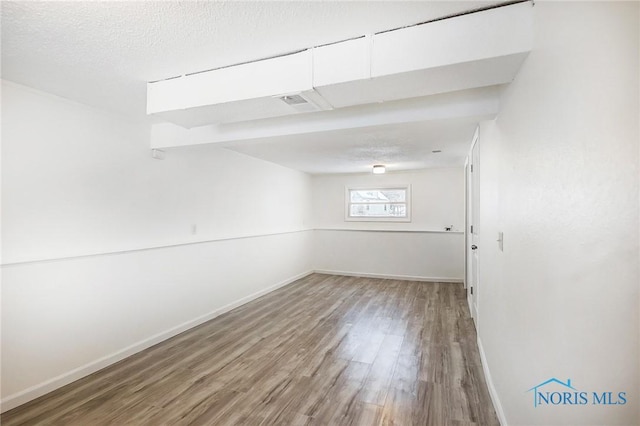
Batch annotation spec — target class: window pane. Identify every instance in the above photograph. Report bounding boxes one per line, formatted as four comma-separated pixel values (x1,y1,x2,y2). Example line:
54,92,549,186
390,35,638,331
349,203,407,217
350,189,406,203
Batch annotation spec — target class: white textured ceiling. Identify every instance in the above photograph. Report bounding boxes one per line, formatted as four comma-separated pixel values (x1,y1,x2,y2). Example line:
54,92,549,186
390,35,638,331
224,118,480,175
1,0,508,173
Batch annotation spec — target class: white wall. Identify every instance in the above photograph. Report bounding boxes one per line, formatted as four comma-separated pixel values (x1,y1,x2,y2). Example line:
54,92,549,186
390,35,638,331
0,81,314,410
2,82,312,264
312,169,465,281
476,3,639,425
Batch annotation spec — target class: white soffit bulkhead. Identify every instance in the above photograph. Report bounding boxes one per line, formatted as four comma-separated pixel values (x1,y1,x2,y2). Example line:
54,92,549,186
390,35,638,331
147,1,533,129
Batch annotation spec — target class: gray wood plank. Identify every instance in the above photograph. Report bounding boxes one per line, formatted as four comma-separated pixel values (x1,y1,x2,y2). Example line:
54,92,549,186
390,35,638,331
2,274,499,426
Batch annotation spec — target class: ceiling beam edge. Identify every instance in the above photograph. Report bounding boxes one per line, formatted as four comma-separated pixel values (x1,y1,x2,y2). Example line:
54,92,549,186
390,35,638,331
150,87,500,149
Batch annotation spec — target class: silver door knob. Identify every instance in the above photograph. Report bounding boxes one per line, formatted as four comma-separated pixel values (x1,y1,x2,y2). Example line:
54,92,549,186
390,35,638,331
471,245,478,250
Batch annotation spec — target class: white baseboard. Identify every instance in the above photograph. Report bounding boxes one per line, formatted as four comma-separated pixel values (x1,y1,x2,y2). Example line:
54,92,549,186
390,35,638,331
0,270,313,413
314,269,463,283
477,335,508,426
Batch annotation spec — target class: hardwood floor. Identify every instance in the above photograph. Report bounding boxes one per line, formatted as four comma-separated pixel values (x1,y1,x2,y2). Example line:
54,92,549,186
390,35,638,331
2,274,499,425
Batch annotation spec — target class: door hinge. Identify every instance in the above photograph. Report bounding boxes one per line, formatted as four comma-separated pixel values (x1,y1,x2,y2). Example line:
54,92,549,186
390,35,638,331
470,225,474,234
470,164,474,173
470,287,473,295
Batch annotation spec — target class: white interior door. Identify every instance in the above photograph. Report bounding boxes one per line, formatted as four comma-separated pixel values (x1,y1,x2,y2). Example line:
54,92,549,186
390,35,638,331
467,128,480,323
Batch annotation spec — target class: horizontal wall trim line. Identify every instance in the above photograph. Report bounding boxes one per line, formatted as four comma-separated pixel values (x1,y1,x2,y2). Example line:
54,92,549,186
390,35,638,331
1,229,314,268
2,228,462,267
314,269,464,283
0,270,314,413
315,228,464,234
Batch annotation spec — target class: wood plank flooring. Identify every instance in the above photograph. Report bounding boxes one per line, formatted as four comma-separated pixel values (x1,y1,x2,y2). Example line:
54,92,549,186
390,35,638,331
2,274,499,425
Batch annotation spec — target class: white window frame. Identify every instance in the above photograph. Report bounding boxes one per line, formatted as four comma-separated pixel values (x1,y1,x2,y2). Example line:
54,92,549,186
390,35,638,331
345,185,411,222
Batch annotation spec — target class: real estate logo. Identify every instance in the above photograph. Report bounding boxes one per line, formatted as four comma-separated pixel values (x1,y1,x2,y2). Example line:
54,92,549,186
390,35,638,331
527,378,627,408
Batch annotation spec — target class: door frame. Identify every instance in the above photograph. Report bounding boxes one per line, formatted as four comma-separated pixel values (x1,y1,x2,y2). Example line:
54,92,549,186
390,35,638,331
465,127,480,323
464,156,470,292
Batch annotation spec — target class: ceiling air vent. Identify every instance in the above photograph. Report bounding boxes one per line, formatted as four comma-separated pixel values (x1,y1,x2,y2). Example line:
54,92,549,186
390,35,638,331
280,94,308,106
276,91,332,113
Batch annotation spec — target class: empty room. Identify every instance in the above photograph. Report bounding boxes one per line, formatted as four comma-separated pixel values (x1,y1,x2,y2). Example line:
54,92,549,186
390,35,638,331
1,1,638,425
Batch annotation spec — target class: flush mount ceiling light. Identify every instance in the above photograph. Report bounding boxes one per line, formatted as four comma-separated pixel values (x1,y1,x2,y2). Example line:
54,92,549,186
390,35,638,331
372,165,386,174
